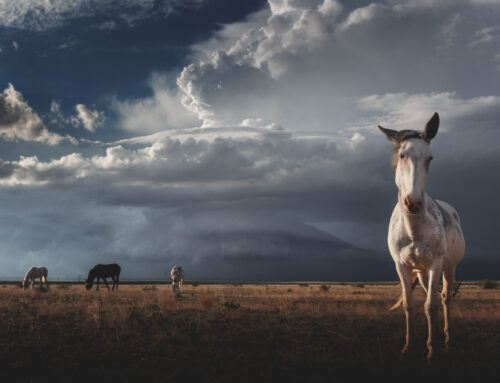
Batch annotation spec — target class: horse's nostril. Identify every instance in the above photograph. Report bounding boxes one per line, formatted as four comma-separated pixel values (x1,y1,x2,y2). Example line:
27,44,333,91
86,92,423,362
404,196,421,212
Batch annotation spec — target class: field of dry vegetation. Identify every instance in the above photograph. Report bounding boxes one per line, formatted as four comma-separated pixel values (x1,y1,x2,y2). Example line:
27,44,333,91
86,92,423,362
0,282,498,382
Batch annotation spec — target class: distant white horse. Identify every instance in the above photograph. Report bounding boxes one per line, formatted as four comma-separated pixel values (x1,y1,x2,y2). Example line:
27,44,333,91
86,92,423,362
171,266,185,294
23,266,48,289
379,113,465,361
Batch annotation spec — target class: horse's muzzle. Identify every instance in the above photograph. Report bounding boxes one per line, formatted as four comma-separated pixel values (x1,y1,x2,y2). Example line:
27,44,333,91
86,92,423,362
404,196,421,214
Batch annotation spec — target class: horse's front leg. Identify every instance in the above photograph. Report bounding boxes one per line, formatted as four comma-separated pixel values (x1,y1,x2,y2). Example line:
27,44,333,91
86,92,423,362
396,264,414,358
103,278,110,291
425,258,443,361
96,277,100,291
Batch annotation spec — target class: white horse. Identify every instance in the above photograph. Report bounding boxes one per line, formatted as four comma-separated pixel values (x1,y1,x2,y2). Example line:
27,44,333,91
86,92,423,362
379,113,465,361
23,266,49,289
171,266,185,294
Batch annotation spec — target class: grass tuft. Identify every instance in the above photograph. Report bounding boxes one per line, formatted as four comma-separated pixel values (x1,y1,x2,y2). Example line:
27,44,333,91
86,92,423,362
481,279,498,289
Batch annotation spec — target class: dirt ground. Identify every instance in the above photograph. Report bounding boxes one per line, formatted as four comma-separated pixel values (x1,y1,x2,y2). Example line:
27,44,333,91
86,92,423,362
0,282,498,382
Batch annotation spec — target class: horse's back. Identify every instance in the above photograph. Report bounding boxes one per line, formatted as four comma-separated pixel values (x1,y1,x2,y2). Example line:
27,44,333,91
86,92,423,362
27,266,47,274
93,263,120,271
436,200,465,267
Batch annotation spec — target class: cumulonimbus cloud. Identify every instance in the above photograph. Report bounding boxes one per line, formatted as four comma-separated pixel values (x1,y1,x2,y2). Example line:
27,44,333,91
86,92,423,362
113,73,201,134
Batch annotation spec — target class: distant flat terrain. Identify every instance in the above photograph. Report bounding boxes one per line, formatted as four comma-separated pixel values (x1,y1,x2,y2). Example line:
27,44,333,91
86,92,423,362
0,283,498,382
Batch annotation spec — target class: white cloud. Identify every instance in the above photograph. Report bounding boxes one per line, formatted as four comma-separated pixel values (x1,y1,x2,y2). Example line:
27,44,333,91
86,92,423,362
74,104,104,132
0,83,75,145
0,0,209,31
0,122,359,189
438,12,462,50
94,20,119,30
114,73,200,134
338,3,384,31
470,26,500,46
173,0,500,135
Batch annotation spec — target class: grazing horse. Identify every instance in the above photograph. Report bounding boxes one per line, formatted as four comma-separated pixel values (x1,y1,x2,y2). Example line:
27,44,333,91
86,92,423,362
85,263,121,291
23,266,48,289
171,266,185,294
379,113,465,361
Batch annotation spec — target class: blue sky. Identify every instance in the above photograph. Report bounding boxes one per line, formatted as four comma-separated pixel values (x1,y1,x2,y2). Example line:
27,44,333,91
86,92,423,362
0,0,499,280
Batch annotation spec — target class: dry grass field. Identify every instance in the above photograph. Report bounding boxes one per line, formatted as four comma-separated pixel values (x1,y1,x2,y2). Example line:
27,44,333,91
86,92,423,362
0,282,498,383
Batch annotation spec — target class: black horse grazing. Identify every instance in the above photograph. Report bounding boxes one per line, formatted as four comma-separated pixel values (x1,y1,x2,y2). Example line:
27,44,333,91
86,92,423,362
86,263,121,291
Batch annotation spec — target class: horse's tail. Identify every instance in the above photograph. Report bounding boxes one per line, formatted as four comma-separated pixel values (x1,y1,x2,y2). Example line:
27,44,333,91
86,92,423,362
389,273,419,311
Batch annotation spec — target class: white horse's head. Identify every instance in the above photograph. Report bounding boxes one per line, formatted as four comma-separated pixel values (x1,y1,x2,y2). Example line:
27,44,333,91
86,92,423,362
379,113,439,214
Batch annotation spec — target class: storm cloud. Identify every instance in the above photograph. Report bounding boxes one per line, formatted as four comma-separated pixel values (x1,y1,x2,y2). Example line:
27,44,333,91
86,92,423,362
0,0,499,280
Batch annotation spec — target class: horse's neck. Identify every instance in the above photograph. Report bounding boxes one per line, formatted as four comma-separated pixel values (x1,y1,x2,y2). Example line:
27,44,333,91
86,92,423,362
397,193,429,240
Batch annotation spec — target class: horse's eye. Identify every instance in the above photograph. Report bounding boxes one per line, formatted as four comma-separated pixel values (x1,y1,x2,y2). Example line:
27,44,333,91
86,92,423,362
428,156,433,162
399,154,405,159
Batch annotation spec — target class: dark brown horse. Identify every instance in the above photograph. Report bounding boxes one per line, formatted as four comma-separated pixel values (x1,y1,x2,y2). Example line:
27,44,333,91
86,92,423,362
85,263,121,291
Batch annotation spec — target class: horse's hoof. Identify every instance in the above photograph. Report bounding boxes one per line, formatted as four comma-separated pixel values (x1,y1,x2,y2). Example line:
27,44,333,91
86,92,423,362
426,350,440,364
400,346,411,360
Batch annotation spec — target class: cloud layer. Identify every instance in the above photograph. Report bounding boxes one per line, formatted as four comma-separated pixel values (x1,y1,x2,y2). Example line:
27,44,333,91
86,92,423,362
1,0,500,279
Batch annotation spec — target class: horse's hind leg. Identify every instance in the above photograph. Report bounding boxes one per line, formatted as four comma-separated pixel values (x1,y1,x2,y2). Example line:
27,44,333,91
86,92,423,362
442,266,456,351
111,276,117,291
96,277,100,291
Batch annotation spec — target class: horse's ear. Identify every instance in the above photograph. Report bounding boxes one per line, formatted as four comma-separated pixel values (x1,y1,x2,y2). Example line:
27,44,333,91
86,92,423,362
423,112,439,142
378,126,401,143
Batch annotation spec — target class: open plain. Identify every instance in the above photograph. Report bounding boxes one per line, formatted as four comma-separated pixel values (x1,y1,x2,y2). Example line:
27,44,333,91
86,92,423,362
0,282,498,383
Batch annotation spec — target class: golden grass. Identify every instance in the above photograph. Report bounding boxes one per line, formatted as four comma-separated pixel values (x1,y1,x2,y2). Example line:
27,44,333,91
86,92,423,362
0,282,498,382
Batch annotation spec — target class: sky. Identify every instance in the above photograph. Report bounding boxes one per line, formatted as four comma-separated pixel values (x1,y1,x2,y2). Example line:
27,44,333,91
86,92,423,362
0,0,499,281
